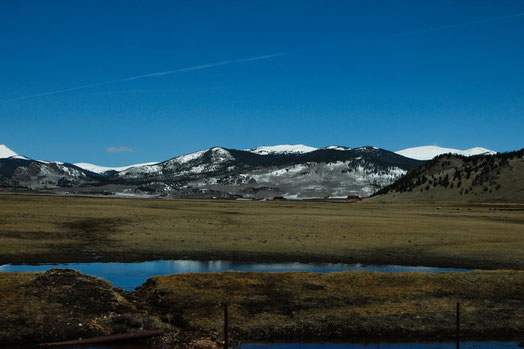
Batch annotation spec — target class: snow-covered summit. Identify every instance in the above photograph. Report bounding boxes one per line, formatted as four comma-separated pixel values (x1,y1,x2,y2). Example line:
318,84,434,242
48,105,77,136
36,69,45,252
74,162,159,174
323,145,351,151
169,147,234,165
0,145,18,159
396,146,497,160
245,144,318,155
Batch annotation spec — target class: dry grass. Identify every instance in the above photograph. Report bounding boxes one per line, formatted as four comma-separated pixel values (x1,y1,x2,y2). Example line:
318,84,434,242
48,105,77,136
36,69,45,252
0,193,523,268
0,269,522,344
140,270,524,341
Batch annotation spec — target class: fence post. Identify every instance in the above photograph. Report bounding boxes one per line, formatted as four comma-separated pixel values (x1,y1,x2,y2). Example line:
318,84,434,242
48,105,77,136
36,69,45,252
456,302,460,349
223,303,229,349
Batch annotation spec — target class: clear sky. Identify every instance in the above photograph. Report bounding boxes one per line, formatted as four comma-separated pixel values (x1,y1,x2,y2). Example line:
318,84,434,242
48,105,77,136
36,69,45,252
1,0,523,166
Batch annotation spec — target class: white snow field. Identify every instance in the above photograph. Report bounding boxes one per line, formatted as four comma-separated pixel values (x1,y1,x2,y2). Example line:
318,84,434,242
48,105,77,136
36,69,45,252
396,146,496,160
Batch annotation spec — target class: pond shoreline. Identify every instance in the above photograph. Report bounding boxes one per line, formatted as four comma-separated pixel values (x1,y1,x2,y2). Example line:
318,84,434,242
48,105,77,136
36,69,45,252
0,260,470,290
0,249,518,271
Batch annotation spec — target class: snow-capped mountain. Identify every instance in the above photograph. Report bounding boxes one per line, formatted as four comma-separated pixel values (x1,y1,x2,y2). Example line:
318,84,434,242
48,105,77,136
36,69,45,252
0,144,29,160
113,145,423,198
0,145,17,158
244,144,318,155
9,143,507,198
0,157,96,190
395,146,497,161
323,145,351,151
74,162,159,175
0,145,100,189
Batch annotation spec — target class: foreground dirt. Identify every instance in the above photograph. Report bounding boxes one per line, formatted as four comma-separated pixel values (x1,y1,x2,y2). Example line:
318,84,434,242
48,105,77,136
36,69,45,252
0,194,523,269
0,269,523,346
0,269,166,345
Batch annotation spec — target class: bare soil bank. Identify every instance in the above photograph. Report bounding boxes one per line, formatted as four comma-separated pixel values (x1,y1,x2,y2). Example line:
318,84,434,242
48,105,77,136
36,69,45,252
0,194,523,269
0,269,522,347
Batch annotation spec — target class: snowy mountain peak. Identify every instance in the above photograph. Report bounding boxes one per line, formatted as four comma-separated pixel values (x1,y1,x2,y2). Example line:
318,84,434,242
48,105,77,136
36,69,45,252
74,162,159,174
461,147,497,157
245,144,318,155
209,147,231,155
0,144,18,159
208,147,234,162
356,146,379,151
395,146,497,160
170,147,233,165
323,145,352,151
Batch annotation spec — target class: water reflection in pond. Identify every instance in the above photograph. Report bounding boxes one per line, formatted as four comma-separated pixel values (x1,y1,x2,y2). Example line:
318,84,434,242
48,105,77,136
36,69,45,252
0,260,470,291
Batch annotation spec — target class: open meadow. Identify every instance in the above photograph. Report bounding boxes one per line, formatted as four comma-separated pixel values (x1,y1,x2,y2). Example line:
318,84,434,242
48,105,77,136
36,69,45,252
0,193,522,269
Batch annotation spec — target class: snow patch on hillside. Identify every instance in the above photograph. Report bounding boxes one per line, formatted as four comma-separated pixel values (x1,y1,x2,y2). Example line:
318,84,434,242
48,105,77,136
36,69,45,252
172,149,208,164
323,145,351,151
396,146,497,160
245,144,317,155
74,162,159,174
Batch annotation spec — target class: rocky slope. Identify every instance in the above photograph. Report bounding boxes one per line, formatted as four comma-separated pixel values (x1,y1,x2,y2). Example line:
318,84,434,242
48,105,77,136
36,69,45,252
0,157,100,190
112,146,423,199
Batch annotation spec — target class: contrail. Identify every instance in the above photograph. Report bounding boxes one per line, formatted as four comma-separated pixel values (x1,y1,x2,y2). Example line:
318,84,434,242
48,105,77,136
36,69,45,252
2,52,285,102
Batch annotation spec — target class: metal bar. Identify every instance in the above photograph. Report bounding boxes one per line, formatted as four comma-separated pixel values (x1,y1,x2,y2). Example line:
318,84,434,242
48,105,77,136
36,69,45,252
456,302,460,349
39,329,163,346
224,303,229,349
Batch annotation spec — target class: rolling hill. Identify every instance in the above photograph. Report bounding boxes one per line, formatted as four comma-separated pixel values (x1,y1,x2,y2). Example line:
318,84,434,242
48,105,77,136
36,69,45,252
375,149,524,201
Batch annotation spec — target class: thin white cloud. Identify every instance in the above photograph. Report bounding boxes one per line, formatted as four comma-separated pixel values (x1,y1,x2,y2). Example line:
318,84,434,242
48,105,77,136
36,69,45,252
107,146,133,153
3,52,285,103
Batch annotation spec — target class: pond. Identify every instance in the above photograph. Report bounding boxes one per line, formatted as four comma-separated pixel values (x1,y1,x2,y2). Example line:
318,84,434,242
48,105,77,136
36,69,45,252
0,260,470,291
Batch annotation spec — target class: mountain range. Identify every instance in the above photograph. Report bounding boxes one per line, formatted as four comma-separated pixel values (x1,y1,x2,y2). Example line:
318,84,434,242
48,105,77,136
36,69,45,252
0,144,499,199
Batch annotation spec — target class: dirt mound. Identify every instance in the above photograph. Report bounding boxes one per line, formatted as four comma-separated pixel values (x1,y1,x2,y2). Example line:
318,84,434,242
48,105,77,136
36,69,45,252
0,269,165,345
27,269,127,315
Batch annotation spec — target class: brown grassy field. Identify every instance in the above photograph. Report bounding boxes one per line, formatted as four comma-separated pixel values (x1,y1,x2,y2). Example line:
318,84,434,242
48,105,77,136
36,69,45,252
141,270,524,342
1,269,522,345
0,193,523,269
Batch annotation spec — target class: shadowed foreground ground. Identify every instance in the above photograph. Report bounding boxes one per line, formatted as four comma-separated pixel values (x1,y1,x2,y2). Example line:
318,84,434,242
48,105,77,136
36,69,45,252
1,269,522,347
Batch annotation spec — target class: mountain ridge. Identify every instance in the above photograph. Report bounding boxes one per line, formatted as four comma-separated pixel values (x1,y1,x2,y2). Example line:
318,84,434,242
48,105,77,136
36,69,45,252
0,144,424,198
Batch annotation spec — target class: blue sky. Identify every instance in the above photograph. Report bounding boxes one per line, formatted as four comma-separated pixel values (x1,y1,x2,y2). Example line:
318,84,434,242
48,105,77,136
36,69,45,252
1,0,523,166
